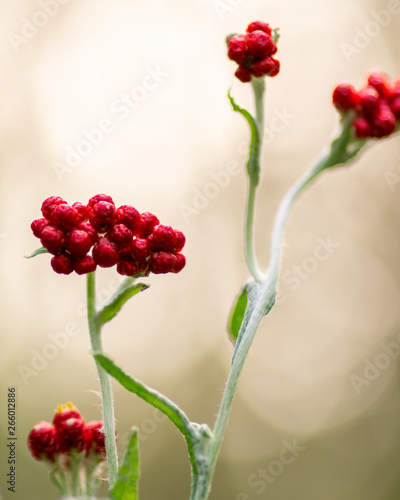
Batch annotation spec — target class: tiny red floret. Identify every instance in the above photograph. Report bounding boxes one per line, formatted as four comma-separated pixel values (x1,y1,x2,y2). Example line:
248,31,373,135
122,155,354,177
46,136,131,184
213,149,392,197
116,205,141,233
28,421,58,462
41,196,67,219
31,218,50,238
332,83,359,111
85,421,106,457
40,226,66,255
92,237,119,268
138,212,160,237
246,30,276,59
234,65,252,83
89,201,117,233
74,256,97,275
51,253,74,275
67,229,93,257
246,21,272,36
57,417,86,454
227,34,248,64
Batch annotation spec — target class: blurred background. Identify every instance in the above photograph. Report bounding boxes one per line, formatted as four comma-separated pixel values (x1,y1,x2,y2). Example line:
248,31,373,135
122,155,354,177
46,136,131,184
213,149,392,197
0,0,400,498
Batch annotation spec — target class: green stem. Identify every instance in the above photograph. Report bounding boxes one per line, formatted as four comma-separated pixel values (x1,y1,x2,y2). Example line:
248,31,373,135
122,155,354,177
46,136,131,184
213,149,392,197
244,78,266,282
86,272,119,490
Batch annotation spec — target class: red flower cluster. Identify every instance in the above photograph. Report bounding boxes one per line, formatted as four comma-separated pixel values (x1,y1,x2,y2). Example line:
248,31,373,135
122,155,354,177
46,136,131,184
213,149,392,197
27,403,107,463
332,71,400,139
227,21,280,83
31,194,186,276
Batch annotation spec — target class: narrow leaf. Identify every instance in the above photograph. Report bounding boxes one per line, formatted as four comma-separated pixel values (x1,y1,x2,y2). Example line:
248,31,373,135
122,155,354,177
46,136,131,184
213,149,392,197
94,354,199,477
228,89,261,185
25,247,49,259
110,428,140,500
96,281,149,327
228,286,248,343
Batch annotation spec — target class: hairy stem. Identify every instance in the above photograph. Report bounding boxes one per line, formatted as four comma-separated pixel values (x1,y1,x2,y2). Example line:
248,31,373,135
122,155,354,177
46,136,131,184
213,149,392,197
86,272,119,489
199,116,367,499
244,78,266,282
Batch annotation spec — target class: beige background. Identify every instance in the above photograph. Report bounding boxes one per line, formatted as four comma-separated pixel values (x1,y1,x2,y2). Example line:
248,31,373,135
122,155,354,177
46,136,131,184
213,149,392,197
1,0,400,498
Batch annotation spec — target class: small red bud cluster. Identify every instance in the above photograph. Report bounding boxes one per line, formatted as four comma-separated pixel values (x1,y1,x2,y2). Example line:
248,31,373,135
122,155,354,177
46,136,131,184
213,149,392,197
31,194,186,276
27,403,107,462
27,403,110,496
227,21,280,83
332,71,400,139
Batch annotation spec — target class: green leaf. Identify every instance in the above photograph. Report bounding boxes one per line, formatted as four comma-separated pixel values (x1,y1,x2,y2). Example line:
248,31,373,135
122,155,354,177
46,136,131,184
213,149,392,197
228,286,248,343
228,89,261,185
110,428,140,500
94,354,199,478
24,247,49,259
96,280,149,327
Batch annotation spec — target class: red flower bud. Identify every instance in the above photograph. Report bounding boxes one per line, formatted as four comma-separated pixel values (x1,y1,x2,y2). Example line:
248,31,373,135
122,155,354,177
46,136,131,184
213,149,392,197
358,86,381,115
31,218,50,238
72,202,89,222
50,204,80,232
77,221,98,244
246,21,272,36
138,212,160,237
40,226,66,255
367,71,390,97
28,421,58,462
88,194,114,208
173,231,186,252
149,225,177,252
74,255,97,275
352,117,372,138
51,253,74,275
234,65,252,83
130,238,151,262
227,34,248,64
92,237,119,267
116,205,141,233
53,402,83,428
173,253,186,273
107,224,133,247
41,196,67,219
246,30,276,59
150,251,177,274
332,83,359,111
251,57,280,78
57,417,86,454
117,259,139,277
372,105,396,137
89,202,117,232
85,421,106,457
67,229,93,257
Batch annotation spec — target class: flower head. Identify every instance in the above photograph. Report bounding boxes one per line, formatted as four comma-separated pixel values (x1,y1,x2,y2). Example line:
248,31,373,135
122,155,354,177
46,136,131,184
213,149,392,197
30,195,186,276
332,71,400,139
227,21,280,82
